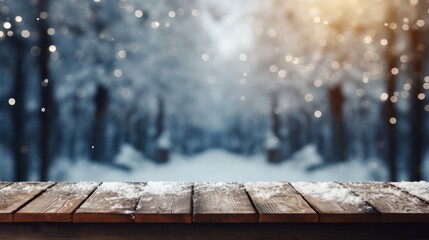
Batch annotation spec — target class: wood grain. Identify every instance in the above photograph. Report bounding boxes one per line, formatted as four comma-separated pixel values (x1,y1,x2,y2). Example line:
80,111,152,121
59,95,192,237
0,182,55,222
73,182,145,222
193,182,258,223
292,182,378,222
0,181,428,225
244,182,317,222
391,182,429,203
14,182,99,222
342,182,429,222
0,182,11,189
134,182,192,223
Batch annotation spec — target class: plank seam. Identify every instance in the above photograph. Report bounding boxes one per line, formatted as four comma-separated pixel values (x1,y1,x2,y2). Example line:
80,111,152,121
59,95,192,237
288,182,321,223
0,182,13,190
241,183,260,222
191,183,195,223
130,185,144,222
338,182,382,222
12,182,57,223
70,182,102,222
388,183,429,205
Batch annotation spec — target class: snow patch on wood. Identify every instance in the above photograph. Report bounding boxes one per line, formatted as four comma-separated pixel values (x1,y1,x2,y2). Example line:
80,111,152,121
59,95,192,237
244,182,296,199
392,181,429,202
98,182,144,199
292,182,366,206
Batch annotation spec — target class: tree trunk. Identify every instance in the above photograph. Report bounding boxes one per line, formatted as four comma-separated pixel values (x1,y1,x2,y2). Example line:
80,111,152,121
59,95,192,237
408,6,425,180
38,0,56,181
359,98,370,159
329,84,346,162
136,117,147,153
12,47,27,181
155,96,168,162
156,96,165,139
267,91,280,163
271,92,280,140
91,84,109,162
384,3,397,181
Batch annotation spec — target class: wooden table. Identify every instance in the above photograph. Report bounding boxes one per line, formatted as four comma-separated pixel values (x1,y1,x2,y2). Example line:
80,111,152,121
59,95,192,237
0,181,428,239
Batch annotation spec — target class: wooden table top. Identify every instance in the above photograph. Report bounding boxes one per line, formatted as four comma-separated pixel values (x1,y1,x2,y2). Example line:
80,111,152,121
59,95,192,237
0,181,428,223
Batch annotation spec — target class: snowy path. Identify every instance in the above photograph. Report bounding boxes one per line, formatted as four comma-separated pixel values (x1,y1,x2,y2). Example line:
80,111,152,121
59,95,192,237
50,145,387,182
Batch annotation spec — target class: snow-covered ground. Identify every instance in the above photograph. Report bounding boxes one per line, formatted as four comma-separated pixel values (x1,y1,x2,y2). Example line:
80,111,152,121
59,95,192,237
49,144,388,182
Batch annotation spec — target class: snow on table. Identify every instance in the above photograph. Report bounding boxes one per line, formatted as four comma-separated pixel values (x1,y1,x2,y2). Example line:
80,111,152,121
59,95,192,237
1,182,429,224
14,182,99,222
193,182,258,223
134,182,193,223
291,182,377,222
342,182,429,222
392,181,429,203
0,182,54,222
73,182,145,222
244,182,317,222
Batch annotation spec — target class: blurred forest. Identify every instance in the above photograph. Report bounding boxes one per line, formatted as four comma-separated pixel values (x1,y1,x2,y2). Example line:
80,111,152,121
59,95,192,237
0,0,428,181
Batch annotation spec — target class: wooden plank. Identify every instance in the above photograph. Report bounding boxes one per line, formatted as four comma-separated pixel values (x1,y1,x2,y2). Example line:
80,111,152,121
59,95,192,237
244,182,317,222
0,182,55,222
14,182,99,222
193,182,258,223
391,181,429,203
0,182,11,189
134,182,192,223
291,182,378,222
73,182,144,222
342,182,429,222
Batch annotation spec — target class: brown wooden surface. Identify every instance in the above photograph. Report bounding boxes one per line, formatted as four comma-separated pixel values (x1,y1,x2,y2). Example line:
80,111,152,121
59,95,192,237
0,181,428,224
391,181,429,203
244,182,318,222
193,182,258,223
0,182,11,190
342,182,429,222
0,182,54,222
292,182,378,222
134,182,192,223
14,182,99,222
73,182,144,223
